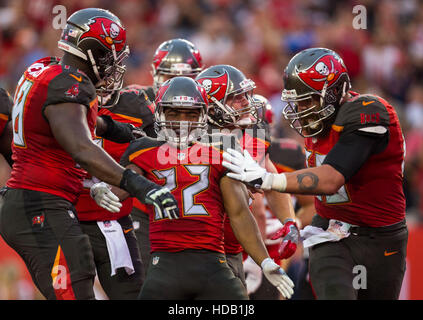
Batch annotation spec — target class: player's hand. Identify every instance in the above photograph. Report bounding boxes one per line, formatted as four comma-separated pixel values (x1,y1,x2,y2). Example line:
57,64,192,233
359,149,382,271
144,187,180,220
90,182,122,213
222,148,273,190
129,124,146,139
270,219,300,260
243,256,263,295
261,258,294,299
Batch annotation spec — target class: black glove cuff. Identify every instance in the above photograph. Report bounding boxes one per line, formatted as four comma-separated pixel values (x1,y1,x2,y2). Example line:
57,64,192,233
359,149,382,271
119,169,159,202
99,115,135,143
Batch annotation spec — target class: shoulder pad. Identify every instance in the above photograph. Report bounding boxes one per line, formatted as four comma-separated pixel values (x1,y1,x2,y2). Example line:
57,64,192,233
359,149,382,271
333,94,390,134
120,137,165,167
0,88,13,118
43,66,96,109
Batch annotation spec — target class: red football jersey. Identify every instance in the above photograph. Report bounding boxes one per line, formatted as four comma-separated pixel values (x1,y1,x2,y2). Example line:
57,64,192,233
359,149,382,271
7,57,97,203
121,135,236,253
76,88,154,221
305,93,406,227
224,123,271,255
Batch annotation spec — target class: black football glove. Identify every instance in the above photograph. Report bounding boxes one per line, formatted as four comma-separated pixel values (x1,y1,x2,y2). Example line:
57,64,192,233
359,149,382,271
120,169,180,220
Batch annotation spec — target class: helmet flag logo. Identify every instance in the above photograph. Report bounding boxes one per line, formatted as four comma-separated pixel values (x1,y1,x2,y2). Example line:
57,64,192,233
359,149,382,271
297,55,343,91
79,17,125,52
197,71,229,102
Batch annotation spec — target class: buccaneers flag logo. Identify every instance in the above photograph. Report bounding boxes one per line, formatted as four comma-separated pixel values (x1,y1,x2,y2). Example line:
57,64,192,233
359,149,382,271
197,71,229,102
297,54,347,91
79,17,126,52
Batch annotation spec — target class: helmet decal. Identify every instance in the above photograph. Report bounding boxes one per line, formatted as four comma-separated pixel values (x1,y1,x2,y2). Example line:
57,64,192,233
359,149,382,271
297,54,346,91
79,17,126,52
197,71,229,102
153,49,169,70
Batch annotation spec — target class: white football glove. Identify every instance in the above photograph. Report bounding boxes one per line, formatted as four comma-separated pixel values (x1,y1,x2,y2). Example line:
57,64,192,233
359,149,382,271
90,182,122,213
261,258,294,299
243,256,263,295
222,148,287,192
222,148,272,190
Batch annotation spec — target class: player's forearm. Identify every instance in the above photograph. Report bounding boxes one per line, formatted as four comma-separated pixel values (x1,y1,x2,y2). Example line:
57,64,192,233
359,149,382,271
272,164,345,195
108,164,144,200
295,195,316,227
73,143,125,187
221,176,269,266
250,194,267,240
264,190,295,223
229,210,269,266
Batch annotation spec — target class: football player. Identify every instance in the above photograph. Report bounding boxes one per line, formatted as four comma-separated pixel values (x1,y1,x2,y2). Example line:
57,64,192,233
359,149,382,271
222,48,408,300
130,38,204,273
243,95,316,300
76,85,156,299
96,76,294,299
195,65,299,289
0,8,178,300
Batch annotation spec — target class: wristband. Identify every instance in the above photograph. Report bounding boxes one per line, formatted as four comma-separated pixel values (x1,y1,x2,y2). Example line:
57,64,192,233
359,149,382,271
119,169,159,202
260,257,273,270
271,173,287,192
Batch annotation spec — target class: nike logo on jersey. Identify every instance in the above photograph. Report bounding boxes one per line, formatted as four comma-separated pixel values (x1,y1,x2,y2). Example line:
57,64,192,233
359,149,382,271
218,258,226,264
123,227,133,234
384,250,398,256
69,74,82,82
362,100,375,106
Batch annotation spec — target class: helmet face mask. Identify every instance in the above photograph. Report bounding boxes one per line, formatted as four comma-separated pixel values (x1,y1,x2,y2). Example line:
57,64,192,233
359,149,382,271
154,77,208,145
196,65,260,128
283,94,335,137
253,94,273,124
152,39,203,93
57,8,130,107
281,48,350,138
95,46,129,108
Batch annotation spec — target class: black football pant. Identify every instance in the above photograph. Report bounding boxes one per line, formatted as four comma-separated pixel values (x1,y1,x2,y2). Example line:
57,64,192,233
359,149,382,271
139,249,248,300
226,252,247,288
79,215,144,300
309,215,408,300
0,188,96,300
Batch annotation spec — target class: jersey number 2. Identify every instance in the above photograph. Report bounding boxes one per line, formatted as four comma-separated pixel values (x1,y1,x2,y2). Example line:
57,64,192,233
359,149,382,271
152,165,210,219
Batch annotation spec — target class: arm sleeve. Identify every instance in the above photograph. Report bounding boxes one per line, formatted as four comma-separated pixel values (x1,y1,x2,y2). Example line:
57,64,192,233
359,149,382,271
323,129,389,181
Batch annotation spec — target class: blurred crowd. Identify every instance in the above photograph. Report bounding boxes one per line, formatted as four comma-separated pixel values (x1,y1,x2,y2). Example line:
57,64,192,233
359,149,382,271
1,0,423,297
2,0,423,212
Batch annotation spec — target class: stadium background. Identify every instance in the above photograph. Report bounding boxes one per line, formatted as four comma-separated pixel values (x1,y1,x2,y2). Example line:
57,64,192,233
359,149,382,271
1,0,423,299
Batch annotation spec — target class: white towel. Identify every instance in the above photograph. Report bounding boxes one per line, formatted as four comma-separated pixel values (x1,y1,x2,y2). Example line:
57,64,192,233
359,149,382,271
300,219,352,249
97,220,135,276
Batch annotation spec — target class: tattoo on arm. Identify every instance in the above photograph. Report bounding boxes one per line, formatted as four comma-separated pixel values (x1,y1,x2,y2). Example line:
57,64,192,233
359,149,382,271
297,172,319,192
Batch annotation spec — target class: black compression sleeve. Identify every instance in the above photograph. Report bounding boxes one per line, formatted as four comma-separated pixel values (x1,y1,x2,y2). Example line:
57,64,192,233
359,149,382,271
99,115,135,143
323,129,389,181
119,169,160,202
